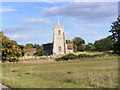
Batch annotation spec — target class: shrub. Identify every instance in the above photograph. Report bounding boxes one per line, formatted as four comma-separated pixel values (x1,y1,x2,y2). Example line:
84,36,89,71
78,54,104,59
78,54,89,58
56,53,78,61
56,53,105,61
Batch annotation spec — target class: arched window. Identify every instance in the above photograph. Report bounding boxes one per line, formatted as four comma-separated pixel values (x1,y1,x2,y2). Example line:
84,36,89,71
58,30,61,34
58,46,61,52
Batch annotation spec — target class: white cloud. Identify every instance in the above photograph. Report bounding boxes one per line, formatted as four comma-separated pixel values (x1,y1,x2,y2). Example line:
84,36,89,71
3,25,50,34
68,19,108,30
75,24,107,29
43,2,117,22
0,7,15,12
3,26,30,33
21,18,51,25
68,20,109,40
3,25,52,44
9,35,30,39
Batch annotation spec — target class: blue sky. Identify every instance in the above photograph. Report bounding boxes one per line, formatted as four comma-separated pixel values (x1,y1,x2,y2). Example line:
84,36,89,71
1,1,118,45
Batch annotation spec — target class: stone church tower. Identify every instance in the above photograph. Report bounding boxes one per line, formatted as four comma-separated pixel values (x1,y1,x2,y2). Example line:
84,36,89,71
53,17,67,55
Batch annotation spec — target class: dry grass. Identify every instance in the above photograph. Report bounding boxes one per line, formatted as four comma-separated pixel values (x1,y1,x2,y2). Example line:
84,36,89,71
2,56,118,88
73,51,103,55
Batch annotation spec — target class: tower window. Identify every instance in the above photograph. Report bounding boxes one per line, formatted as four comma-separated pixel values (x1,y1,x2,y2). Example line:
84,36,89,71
58,30,61,34
58,46,61,52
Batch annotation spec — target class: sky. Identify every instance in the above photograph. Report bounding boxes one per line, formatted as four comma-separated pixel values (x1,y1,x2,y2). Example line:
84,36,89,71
1,1,119,45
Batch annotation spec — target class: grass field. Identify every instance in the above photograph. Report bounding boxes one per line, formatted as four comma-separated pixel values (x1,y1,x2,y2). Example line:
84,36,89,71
2,56,118,88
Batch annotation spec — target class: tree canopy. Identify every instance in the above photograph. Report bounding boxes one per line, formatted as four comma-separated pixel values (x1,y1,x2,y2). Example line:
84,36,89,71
72,37,85,52
109,17,120,54
2,34,22,62
73,37,85,46
84,43,95,51
94,36,115,52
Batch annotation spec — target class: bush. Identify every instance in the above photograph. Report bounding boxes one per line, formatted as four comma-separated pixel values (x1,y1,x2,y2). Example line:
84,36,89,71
78,54,104,59
56,53,78,61
56,53,105,61
78,54,90,58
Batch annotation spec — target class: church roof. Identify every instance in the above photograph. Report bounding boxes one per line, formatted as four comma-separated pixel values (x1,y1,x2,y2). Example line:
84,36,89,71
67,44,73,50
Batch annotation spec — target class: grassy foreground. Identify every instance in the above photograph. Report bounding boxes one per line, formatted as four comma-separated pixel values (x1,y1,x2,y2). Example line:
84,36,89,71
2,56,118,88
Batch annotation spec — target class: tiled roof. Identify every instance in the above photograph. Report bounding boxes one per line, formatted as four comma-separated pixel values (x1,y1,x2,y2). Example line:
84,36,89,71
67,44,73,50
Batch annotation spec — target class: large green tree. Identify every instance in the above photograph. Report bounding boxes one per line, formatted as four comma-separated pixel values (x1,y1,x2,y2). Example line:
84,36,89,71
2,34,22,62
94,36,115,52
72,37,85,52
84,43,95,51
33,44,43,56
18,44,25,56
109,17,120,54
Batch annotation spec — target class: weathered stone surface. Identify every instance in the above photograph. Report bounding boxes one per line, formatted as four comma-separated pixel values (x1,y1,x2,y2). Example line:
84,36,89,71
53,25,67,55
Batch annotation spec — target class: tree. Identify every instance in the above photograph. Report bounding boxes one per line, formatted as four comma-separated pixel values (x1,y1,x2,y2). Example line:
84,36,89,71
24,43,34,55
33,44,44,56
2,34,22,62
66,40,73,44
77,45,85,51
84,43,95,51
0,32,2,60
109,17,120,54
94,36,115,52
33,44,41,50
72,37,85,52
25,43,33,49
73,37,85,46
35,49,43,56
18,45,25,56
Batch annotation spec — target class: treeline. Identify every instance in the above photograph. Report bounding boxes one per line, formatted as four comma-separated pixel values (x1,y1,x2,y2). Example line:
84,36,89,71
19,43,43,56
68,36,115,52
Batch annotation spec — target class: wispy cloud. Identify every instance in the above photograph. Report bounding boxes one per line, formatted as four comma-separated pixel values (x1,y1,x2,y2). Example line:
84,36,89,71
0,7,15,12
75,24,107,30
9,35,30,39
34,6,44,9
21,18,51,25
3,26,30,33
68,19,108,30
68,20,108,41
3,25,51,34
3,25,52,44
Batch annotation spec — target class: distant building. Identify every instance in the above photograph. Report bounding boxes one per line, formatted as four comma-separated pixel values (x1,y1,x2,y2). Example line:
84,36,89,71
43,43,53,55
43,17,74,55
24,48,37,56
67,44,74,54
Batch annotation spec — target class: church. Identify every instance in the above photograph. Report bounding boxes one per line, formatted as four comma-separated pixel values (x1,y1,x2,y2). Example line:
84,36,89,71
43,17,73,56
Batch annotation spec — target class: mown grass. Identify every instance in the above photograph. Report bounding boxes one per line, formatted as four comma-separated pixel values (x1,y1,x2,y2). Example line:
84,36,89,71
2,56,118,88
